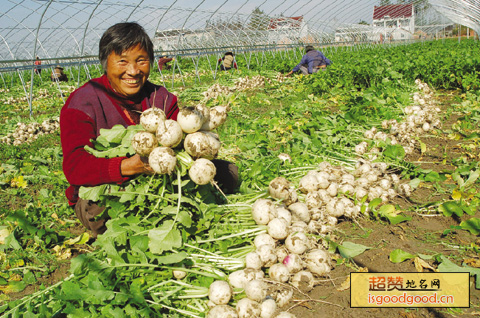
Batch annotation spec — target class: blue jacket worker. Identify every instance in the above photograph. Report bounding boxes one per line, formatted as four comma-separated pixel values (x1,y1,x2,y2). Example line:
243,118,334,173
287,45,331,76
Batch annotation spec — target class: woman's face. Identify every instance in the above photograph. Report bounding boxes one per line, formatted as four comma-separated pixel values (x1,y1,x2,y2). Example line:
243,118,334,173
106,44,150,98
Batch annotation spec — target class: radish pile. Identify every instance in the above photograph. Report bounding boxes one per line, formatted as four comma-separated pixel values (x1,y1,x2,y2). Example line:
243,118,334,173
206,153,415,317
203,75,271,101
355,80,441,156
131,105,229,185
1,118,60,146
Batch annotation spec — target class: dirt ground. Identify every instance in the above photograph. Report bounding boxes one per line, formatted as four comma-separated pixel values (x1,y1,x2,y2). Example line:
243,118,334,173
289,92,480,318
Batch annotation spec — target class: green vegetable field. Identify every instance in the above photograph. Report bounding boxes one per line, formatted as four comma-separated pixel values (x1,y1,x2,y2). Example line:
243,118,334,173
1,39,480,317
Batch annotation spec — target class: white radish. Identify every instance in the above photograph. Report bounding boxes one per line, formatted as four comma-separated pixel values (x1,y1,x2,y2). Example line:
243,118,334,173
189,158,216,185
177,106,204,133
244,279,267,302
285,232,308,255
236,298,261,318
290,270,315,292
275,206,292,225
184,131,219,160
208,280,232,305
268,177,297,206
156,119,183,148
260,299,277,318
282,254,304,273
148,147,177,175
256,244,277,267
131,131,157,157
207,305,238,318
305,249,332,276
267,218,289,240
140,107,166,133
269,263,290,282
274,288,293,308
252,199,276,225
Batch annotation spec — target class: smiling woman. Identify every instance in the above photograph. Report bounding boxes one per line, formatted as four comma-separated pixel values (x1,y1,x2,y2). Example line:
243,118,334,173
60,22,179,237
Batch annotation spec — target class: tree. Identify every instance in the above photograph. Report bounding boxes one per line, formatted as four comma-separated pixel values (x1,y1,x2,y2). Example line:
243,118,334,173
379,0,391,5
358,20,369,25
248,7,270,30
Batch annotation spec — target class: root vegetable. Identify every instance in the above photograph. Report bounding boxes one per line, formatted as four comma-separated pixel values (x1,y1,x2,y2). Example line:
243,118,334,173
268,263,290,282
290,270,315,292
207,305,238,318
282,254,304,273
156,119,183,148
260,299,277,318
236,298,261,318
276,206,292,225
254,234,276,248
177,106,204,133
298,174,320,193
285,232,308,255
268,177,297,206
209,280,233,305
140,107,166,133
201,105,230,131
245,279,268,302
189,158,216,185
246,252,263,270
267,218,289,240
256,244,277,267
252,199,276,225
287,202,310,223
275,312,296,318
148,147,177,175
184,131,219,159
131,131,157,157
274,288,293,308
305,249,332,276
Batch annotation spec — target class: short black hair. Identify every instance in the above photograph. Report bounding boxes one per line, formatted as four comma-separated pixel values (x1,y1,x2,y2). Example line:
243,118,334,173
305,45,314,52
99,22,154,71
225,51,234,56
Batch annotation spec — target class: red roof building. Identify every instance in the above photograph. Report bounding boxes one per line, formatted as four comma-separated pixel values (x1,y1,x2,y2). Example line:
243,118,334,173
373,4,414,20
268,16,303,30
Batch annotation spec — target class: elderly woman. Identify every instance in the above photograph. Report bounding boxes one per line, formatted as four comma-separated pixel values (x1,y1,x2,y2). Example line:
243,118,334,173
60,22,238,238
60,22,179,237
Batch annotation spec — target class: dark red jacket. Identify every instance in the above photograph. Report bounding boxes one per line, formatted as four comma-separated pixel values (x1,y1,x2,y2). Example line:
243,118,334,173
60,75,178,205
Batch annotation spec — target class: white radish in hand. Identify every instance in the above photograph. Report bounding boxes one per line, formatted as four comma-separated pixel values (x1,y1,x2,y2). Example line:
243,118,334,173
148,147,177,175
189,158,216,185
184,131,219,159
140,108,166,133
156,119,183,148
177,106,204,133
132,131,157,157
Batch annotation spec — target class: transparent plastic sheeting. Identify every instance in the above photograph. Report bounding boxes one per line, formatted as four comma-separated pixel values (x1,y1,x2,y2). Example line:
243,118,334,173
430,0,480,35
1,0,476,66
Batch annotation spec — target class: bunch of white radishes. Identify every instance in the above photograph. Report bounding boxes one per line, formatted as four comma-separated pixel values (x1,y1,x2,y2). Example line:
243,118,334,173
203,75,271,101
131,104,229,185
1,118,60,146
355,80,441,157
206,278,297,318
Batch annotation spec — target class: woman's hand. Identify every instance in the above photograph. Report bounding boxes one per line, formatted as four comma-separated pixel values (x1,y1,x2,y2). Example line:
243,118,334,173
121,154,154,176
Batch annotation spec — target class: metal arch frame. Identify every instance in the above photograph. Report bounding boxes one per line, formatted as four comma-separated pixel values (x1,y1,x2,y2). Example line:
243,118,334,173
78,0,105,86
28,0,54,118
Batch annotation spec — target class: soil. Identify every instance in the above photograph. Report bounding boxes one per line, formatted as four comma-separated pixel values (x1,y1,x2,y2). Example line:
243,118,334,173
289,91,480,317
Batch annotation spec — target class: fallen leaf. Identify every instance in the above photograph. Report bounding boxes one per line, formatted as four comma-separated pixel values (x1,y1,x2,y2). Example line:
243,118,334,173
337,276,350,291
464,258,480,268
414,257,435,272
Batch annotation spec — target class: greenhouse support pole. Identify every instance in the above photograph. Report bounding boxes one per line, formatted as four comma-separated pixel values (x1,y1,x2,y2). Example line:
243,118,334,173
29,0,54,118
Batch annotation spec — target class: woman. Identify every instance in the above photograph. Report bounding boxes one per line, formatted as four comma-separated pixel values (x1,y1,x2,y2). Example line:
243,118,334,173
61,22,238,238
60,22,179,237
